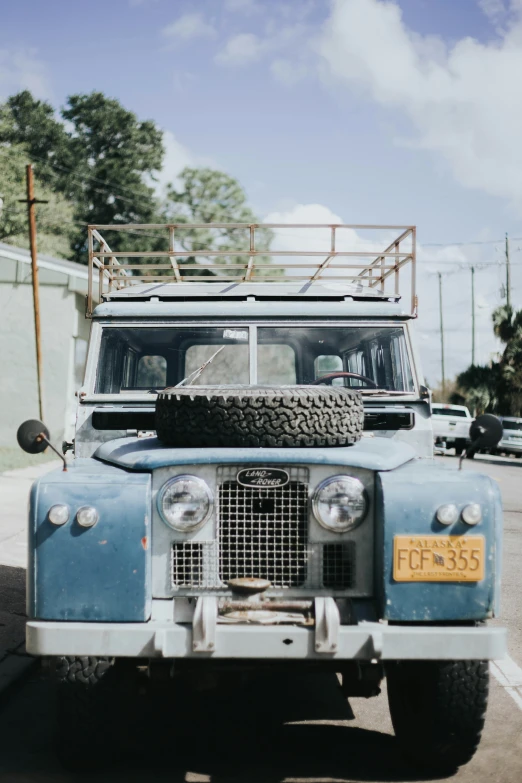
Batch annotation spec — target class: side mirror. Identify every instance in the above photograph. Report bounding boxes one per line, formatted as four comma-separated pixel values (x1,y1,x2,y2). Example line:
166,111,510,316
459,414,503,468
17,419,50,454
419,385,430,400
469,414,503,450
16,419,67,471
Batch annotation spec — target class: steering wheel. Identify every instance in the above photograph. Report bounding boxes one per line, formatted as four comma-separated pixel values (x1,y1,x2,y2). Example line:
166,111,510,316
312,371,379,388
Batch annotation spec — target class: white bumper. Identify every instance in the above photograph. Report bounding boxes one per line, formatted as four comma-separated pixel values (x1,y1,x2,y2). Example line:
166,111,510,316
498,437,522,453
26,611,506,662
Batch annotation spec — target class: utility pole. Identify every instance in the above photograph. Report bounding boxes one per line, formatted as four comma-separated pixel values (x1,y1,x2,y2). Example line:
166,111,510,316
18,165,48,421
505,232,511,309
471,266,476,366
438,272,445,396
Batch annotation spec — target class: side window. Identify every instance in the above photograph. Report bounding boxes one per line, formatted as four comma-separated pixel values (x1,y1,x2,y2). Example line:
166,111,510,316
315,355,342,376
136,355,167,388
345,348,367,386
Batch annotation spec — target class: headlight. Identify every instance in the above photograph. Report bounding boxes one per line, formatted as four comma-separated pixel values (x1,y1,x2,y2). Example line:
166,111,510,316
436,504,459,525
48,504,69,526
313,476,367,532
77,506,99,528
462,503,482,525
158,475,212,532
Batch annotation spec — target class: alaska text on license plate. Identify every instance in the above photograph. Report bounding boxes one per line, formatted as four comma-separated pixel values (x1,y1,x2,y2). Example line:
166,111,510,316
393,535,485,582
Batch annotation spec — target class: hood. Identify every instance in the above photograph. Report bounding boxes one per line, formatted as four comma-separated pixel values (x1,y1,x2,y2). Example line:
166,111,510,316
94,436,416,473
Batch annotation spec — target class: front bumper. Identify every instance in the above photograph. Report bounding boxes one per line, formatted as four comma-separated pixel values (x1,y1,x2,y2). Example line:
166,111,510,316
498,439,522,454
27,597,506,661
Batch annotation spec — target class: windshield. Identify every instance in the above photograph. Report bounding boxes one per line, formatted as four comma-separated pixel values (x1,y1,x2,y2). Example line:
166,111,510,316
432,408,469,418
94,324,415,394
503,420,522,432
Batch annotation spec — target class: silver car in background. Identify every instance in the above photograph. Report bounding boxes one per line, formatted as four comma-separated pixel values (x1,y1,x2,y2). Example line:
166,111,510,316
494,417,522,458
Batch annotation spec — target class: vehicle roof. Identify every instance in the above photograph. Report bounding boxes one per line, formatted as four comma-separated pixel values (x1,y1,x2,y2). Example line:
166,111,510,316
94,281,411,319
103,280,399,302
432,403,471,411
93,299,411,320
500,416,522,422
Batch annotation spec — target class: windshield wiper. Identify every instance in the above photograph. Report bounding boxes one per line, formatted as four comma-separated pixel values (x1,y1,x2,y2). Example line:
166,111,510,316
360,389,412,396
175,345,225,388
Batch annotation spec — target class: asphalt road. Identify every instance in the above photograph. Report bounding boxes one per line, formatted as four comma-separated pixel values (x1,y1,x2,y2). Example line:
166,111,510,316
0,453,521,782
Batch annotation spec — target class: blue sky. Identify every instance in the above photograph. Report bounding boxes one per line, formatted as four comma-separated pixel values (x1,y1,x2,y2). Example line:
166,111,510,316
1,0,521,384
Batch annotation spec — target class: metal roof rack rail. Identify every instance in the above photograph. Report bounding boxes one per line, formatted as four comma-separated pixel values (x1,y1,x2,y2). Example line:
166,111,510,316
86,223,416,317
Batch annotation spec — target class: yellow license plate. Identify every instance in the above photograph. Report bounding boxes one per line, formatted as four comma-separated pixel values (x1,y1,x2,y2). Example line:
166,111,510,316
393,535,485,582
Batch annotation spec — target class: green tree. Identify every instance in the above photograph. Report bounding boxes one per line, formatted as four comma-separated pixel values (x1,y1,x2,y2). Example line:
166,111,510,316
453,304,522,416
164,167,274,278
1,94,276,277
0,143,74,258
1,90,165,261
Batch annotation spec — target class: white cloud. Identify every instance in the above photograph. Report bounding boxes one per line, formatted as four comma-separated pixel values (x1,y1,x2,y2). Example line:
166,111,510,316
263,201,511,383
162,13,216,42
216,21,310,68
263,203,403,283
0,48,52,100
215,33,266,65
479,0,508,24
315,0,522,211
153,130,217,195
224,0,261,13
270,58,308,86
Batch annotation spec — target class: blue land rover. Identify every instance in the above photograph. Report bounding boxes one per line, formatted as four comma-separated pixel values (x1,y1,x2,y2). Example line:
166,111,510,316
18,223,505,772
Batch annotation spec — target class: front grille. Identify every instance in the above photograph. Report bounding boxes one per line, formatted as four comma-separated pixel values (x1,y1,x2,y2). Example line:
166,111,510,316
172,542,216,588
323,543,356,589
218,476,308,588
168,466,368,594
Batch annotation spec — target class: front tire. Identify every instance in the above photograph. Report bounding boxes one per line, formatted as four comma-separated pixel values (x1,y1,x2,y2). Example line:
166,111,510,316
54,656,125,771
387,660,489,772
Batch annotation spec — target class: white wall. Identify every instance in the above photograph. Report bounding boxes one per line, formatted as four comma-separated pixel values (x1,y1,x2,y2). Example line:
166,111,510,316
0,262,90,447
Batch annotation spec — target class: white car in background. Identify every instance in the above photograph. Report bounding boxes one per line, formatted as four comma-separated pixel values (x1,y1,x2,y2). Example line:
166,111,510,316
494,417,522,458
432,403,473,456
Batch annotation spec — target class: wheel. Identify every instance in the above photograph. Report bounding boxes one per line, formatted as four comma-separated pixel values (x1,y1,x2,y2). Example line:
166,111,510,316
54,656,126,771
156,385,364,448
387,660,489,772
454,439,466,456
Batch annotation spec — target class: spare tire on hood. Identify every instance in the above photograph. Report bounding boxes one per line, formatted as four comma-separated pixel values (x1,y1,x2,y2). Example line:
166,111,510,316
155,385,364,448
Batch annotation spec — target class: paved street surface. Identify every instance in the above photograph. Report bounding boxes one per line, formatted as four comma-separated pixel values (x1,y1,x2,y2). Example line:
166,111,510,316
0,461,60,569
0,453,521,782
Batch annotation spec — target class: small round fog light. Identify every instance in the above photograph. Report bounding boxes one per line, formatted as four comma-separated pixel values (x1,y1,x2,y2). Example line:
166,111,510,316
436,503,459,526
77,506,99,528
462,503,482,525
48,504,69,526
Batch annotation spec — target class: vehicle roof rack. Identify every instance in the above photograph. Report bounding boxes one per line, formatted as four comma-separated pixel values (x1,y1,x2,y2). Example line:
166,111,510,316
87,223,416,317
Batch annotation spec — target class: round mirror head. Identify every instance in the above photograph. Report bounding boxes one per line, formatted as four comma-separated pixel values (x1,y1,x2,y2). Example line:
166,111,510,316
16,419,50,454
469,414,503,448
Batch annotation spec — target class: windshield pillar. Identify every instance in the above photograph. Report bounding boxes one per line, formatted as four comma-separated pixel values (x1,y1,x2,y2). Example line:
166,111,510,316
249,326,258,384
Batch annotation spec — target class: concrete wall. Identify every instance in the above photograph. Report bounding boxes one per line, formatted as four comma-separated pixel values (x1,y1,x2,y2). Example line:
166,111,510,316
0,250,91,448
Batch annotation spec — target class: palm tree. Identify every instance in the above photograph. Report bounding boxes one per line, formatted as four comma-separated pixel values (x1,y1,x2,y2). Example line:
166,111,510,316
453,305,522,416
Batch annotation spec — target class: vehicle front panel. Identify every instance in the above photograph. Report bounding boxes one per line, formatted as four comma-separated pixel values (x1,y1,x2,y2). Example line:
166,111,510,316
151,463,374,599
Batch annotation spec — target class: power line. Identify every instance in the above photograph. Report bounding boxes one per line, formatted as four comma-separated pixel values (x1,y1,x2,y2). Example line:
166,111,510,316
0,145,161,207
